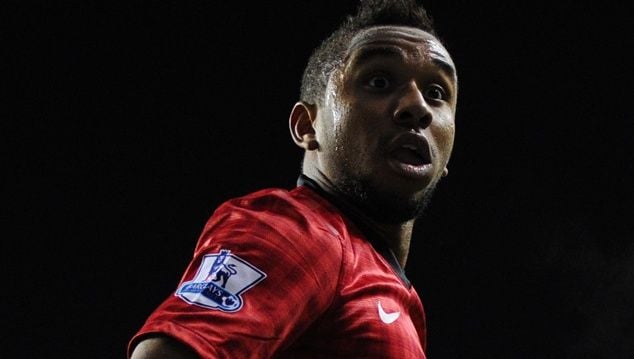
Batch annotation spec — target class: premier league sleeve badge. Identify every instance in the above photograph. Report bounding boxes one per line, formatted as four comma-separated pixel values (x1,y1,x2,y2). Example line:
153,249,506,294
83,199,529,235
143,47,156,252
176,249,266,312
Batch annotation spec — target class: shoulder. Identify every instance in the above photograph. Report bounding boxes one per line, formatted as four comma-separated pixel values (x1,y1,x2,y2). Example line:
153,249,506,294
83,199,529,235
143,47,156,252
223,185,343,226
196,185,348,252
189,186,350,293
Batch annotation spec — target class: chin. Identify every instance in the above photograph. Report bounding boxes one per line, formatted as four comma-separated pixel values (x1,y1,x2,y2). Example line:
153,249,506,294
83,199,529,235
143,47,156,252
338,175,438,224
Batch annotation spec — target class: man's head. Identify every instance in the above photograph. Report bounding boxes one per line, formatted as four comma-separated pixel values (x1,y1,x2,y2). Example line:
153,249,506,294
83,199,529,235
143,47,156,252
290,0,457,224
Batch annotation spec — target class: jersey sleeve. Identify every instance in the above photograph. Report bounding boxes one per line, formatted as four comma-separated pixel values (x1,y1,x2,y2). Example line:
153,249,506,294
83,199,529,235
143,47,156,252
128,191,344,358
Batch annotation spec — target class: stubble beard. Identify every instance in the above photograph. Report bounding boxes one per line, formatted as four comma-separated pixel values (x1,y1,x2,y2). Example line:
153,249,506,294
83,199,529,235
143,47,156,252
329,125,439,224
334,165,439,224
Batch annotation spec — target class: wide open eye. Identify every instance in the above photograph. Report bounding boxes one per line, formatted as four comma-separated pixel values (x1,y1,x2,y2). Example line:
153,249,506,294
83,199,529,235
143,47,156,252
424,84,447,101
367,75,390,89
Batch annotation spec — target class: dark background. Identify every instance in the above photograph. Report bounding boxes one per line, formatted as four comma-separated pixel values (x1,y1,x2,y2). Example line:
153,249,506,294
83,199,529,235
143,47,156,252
5,1,632,358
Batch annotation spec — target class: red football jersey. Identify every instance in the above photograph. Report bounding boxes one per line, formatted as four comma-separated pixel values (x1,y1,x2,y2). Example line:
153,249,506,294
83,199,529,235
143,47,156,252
128,177,427,358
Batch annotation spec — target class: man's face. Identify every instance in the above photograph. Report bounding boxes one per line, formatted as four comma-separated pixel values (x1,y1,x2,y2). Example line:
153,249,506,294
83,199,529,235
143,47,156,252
314,26,457,222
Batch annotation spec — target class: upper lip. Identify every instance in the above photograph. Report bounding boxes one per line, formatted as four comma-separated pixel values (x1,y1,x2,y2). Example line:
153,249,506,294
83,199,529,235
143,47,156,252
387,132,432,164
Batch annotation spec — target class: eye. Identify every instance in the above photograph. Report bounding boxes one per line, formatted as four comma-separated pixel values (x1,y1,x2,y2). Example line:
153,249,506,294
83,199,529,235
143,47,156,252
424,84,447,101
367,75,390,89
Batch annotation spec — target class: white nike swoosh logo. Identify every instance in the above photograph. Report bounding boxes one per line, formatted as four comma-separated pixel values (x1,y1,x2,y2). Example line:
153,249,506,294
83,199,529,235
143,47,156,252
377,300,401,324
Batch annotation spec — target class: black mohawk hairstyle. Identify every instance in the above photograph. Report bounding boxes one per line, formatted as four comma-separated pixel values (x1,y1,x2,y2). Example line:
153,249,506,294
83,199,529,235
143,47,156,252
300,0,437,105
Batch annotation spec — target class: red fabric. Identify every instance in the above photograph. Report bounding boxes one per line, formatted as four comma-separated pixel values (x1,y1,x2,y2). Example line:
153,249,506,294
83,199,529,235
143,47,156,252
128,185,426,358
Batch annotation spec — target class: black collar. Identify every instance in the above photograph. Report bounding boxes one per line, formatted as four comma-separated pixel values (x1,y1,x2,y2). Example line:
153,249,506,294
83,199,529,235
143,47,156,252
297,174,411,288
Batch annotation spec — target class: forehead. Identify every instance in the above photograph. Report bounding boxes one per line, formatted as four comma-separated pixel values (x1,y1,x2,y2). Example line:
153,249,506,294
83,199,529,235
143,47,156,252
345,25,455,71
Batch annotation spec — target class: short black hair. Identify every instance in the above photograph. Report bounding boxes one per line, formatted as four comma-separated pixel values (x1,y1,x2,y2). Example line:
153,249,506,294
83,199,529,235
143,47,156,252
300,0,438,105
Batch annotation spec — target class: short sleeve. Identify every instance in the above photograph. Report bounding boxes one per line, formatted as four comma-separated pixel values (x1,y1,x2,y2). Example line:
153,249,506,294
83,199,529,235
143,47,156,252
128,190,344,358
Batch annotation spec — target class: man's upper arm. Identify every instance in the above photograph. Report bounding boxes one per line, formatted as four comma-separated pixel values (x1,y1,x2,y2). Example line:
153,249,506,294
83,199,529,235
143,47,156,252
130,336,199,359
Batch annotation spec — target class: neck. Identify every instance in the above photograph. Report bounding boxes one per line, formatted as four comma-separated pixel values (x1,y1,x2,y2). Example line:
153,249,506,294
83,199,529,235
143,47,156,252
364,217,414,268
303,169,415,268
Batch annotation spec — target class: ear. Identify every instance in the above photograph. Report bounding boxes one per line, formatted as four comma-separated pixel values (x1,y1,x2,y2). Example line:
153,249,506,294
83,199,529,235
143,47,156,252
289,101,318,151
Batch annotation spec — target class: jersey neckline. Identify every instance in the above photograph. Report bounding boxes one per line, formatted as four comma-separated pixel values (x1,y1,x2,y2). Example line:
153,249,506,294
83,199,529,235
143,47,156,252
297,174,412,288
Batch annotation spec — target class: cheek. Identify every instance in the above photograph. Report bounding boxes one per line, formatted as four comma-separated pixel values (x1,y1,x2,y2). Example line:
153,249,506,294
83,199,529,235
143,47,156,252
440,123,455,149
432,115,456,157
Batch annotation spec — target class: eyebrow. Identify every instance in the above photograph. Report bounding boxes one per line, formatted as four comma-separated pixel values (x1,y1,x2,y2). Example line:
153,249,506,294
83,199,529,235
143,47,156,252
430,56,456,80
349,45,457,80
348,45,406,66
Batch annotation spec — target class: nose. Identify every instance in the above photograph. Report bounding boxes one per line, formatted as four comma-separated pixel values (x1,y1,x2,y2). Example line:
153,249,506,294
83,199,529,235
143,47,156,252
393,82,432,129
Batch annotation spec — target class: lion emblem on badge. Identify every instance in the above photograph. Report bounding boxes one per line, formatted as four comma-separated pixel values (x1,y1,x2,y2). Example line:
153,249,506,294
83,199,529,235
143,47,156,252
176,249,266,312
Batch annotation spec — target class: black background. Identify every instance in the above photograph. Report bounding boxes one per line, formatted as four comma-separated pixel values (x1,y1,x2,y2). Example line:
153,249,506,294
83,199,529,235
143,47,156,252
4,1,633,358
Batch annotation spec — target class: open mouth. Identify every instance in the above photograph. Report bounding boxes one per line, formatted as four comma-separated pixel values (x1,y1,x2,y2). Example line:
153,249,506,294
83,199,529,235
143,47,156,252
386,133,433,180
388,134,432,167
391,144,430,166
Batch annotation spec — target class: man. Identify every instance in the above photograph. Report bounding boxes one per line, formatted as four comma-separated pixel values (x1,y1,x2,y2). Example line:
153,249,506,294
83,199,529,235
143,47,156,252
129,0,457,357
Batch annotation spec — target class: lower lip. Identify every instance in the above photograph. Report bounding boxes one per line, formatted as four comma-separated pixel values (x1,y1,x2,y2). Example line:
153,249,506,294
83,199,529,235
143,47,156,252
387,158,433,180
